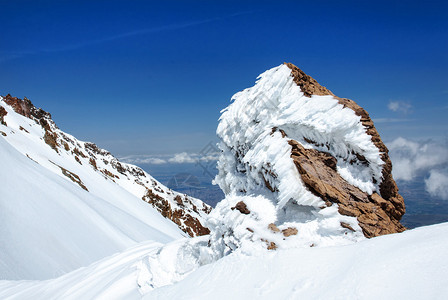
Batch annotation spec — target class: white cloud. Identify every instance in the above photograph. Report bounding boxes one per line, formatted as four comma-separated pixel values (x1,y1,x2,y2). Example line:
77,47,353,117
388,137,448,199
120,151,219,165
168,152,197,164
388,101,412,114
168,152,220,164
389,137,448,180
425,169,448,200
120,157,167,165
143,158,167,165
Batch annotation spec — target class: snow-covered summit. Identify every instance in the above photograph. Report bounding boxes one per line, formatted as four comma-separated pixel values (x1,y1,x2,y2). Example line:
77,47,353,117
214,63,405,251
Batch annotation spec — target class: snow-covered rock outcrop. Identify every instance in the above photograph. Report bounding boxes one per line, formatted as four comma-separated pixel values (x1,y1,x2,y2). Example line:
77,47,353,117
126,64,409,291
214,63,405,252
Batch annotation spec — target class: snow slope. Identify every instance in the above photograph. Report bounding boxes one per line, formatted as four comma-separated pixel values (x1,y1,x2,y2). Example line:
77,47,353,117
0,96,210,280
1,222,447,299
0,96,210,238
150,222,448,300
0,135,182,280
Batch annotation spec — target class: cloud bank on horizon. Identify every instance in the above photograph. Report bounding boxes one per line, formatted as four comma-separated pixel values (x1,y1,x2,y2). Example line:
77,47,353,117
121,151,220,165
388,137,448,200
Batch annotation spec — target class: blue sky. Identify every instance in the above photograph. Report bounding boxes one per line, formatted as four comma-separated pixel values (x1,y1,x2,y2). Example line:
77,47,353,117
1,0,447,155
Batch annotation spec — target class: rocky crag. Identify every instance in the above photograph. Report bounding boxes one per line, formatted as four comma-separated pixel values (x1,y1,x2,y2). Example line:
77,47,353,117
214,63,405,252
285,63,405,237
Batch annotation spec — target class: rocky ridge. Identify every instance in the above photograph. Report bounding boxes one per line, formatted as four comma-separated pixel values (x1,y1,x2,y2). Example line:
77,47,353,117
0,94,210,236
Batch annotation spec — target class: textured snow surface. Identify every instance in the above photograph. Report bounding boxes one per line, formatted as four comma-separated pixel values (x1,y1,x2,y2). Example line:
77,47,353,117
0,135,183,281
206,195,364,257
1,223,447,299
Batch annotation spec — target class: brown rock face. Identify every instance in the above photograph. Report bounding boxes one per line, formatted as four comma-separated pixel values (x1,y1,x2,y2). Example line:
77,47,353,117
231,201,251,214
44,130,59,153
283,63,406,238
289,140,404,237
266,241,277,250
50,161,88,192
285,63,404,214
285,63,334,97
3,94,52,120
2,94,61,152
268,223,280,232
282,227,298,237
142,188,210,237
0,106,7,126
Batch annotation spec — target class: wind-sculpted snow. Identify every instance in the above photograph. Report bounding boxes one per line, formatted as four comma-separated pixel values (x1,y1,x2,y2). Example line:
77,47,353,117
207,195,363,253
215,63,405,246
213,64,378,248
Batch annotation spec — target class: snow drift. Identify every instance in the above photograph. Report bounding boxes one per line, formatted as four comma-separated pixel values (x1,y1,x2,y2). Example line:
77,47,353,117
1,222,447,299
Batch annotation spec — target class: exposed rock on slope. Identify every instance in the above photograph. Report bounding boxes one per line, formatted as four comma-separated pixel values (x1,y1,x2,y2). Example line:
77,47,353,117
142,189,211,236
0,106,7,126
215,63,405,250
0,94,210,237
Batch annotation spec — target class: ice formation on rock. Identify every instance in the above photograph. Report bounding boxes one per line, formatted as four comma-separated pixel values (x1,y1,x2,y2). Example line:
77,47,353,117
214,63,405,252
